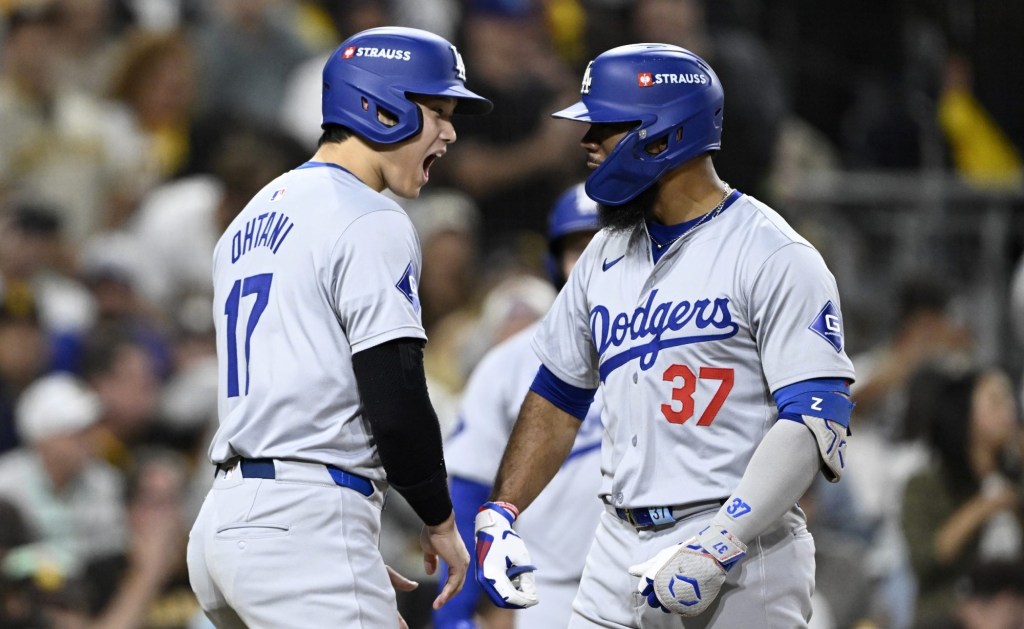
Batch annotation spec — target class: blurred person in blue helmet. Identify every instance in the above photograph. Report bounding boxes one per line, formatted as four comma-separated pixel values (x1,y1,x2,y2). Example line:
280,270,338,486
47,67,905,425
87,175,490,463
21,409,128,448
437,182,602,629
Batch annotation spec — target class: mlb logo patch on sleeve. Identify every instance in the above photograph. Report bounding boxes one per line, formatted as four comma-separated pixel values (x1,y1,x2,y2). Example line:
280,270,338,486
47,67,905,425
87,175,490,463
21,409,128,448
395,262,421,313
809,301,843,352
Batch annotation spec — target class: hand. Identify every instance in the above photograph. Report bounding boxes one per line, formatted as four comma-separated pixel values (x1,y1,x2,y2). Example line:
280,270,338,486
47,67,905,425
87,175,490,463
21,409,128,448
385,565,419,629
421,513,470,611
474,502,538,609
628,524,747,617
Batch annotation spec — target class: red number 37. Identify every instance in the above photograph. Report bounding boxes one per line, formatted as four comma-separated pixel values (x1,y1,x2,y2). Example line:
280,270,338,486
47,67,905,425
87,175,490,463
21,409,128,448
661,365,734,425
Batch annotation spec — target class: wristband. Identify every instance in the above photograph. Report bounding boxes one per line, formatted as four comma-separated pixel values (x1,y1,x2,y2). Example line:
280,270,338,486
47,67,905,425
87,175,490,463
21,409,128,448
492,501,520,521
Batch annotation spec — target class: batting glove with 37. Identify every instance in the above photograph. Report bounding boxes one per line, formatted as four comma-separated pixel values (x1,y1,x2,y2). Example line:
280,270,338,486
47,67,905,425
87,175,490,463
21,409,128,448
474,501,538,609
628,524,747,617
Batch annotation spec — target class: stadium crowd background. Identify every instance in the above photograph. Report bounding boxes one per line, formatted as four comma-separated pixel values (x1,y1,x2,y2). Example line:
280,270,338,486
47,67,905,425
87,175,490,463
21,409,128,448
0,0,1022,627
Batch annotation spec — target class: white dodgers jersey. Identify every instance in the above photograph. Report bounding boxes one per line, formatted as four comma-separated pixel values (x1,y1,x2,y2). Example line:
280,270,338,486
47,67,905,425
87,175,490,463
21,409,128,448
207,162,426,479
447,322,604,584
533,192,856,508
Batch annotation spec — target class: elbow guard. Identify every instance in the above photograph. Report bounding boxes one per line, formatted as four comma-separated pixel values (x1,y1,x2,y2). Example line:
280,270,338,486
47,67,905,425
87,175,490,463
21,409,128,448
774,379,853,482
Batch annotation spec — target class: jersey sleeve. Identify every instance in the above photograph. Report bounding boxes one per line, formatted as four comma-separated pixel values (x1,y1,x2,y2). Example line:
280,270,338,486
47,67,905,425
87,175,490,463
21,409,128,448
531,241,601,389
444,343,525,485
749,242,856,391
329,209,426,353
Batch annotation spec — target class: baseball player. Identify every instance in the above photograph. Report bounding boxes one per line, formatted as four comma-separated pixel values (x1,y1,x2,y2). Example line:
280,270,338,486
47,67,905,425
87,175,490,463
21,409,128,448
435,184,605,629
474,44,856,628
186,27,491,628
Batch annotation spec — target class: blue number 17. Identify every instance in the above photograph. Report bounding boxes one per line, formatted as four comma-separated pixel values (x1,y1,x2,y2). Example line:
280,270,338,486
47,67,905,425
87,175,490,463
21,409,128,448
224,273,273,397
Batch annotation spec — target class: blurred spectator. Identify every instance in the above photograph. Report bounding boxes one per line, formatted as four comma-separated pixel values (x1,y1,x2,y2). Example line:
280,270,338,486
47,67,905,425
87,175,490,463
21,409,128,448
190,0,311,127
460,273,556,371
902,367,1024,627
629,0,788,199
952,560,1024,629
392,0,461,41
0,296,47,455
155,328,218,464
0,498,33,560
768,0,931,170
0,1,116,241
854,277,973,439
111,0,205,33
838,277,973,629
100,30,198,223
405,189,482,336
52,0,120,98
278,0,391,151
81,328,163,473
937,53,1023,189
85,448,198,629
128,124,307,323
0,373,126,571
57,234,175,382
0,205,95,338
403,189,555,435
431,0,583,245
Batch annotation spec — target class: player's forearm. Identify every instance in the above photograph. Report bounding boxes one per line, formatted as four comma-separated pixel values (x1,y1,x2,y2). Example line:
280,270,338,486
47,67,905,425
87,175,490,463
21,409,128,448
711,419,820,543
491,391,581,511
353,338,452,525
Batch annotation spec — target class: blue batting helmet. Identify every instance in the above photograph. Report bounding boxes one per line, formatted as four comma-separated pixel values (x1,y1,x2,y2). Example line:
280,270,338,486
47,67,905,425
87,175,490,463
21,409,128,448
552,44,724,206
546,183,600,286
322,27,492,144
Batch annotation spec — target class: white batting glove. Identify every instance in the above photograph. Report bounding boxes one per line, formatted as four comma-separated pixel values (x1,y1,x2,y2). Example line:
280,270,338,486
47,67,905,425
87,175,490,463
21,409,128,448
474,502,538,609
628,524,747,617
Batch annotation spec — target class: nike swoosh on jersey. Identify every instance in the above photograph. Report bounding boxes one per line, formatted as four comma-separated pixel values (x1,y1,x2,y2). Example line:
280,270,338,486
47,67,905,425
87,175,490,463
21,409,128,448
602,255,625,271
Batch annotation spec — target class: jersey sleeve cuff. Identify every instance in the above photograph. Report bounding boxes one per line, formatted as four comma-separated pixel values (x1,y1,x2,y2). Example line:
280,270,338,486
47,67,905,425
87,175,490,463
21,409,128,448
529,364,597,420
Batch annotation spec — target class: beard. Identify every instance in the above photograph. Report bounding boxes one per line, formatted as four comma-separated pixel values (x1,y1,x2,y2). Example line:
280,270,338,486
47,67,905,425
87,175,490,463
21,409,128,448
597,183,658,234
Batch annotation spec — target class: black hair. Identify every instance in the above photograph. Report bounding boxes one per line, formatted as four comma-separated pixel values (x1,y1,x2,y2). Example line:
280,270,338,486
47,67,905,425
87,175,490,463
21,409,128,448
318,124,354,147
956,560,1024,599
896,276,950,325
907,368,977,497
6,3,61,34
12,204,61,237
904,367,1022,499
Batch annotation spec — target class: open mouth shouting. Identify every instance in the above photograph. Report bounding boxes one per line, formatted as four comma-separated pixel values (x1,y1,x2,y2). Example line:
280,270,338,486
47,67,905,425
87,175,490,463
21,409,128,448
422,151,444,182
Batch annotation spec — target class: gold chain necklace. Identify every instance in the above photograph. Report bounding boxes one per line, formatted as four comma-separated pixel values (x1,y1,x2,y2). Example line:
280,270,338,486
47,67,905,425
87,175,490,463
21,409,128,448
649,185,733,249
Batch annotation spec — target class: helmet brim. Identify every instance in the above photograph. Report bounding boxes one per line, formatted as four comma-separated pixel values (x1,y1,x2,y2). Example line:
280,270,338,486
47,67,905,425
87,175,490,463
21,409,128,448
551,101,592,121
446,85,493,115
552,100,645,125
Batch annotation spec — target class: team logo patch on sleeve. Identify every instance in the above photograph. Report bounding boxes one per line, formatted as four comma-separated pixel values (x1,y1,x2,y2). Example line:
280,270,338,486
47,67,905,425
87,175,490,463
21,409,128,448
395,262,421,313
809,301,843,352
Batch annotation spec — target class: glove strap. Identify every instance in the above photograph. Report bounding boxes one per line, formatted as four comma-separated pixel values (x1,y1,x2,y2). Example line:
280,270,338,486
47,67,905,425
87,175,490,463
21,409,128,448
693,525,747,569
492,501,520,521
480,501,519,524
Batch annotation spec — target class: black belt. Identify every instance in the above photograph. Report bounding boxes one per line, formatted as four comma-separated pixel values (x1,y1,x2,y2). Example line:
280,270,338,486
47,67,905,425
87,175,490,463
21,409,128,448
611,498,725,530
215,458,374,497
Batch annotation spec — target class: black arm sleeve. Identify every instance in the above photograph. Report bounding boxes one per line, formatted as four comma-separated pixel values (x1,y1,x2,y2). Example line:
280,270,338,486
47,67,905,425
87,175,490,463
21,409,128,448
352,337,452,526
